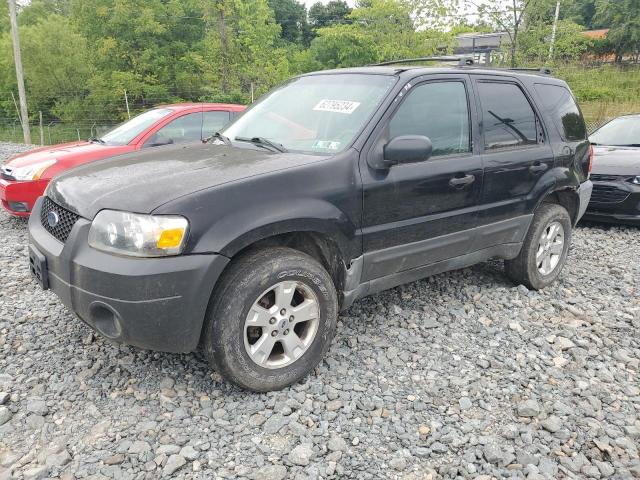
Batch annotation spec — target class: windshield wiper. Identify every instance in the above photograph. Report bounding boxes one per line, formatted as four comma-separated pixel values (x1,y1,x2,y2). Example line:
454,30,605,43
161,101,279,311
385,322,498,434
205,131,231,145
88,136,105,144
235,136,287,153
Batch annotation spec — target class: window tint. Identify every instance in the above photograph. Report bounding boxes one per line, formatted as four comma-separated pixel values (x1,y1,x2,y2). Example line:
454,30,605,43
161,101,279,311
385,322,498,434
478,82,538,150
203,111,231,139
534,83,586,141
389,81,470,157
146,112,203,146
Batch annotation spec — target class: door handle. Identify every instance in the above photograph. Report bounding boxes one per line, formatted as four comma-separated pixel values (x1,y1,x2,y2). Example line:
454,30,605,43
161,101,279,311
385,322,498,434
529,162,548,173
449,174,475,188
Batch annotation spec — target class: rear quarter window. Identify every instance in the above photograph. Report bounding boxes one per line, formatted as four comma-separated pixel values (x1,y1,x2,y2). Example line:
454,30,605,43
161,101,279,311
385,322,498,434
534,83,587,141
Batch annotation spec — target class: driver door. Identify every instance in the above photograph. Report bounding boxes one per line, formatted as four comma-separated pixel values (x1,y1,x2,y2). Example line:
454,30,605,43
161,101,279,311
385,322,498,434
143,111,204,147
360,75,483,281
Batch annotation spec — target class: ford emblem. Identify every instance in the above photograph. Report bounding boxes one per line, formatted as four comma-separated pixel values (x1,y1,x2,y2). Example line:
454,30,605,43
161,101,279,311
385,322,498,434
46,211,60,228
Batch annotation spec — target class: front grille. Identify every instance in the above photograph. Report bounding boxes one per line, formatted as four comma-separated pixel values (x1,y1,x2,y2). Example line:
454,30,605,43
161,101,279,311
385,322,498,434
40,197,79,243
590,174,624,182
590,185,630,204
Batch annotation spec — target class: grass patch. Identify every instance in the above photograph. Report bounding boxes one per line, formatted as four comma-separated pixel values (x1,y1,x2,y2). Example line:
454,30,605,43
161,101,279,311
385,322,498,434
554,64,640,131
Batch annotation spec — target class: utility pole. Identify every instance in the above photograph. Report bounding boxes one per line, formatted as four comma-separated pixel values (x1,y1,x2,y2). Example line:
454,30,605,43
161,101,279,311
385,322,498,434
548,0,561,61
7,0,31,144
124,89,131,119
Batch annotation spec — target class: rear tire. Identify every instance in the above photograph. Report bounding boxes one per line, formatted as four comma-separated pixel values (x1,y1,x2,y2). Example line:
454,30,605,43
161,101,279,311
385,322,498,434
505,203,572,290
202,247,338,392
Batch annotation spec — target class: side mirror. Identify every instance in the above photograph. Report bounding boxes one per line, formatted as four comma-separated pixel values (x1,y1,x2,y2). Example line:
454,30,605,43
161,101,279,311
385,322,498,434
375,135,433,169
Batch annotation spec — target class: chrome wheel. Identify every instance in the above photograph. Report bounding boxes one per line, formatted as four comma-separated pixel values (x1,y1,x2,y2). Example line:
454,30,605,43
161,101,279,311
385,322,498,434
536,221,565,275
243,281,320,369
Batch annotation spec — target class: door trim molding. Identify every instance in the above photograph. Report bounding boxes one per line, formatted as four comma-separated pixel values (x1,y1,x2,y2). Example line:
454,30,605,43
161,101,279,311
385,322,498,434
341,214,534,309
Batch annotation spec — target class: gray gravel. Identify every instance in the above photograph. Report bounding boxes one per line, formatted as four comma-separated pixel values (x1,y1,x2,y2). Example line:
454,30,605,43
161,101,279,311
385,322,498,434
1,142,639,479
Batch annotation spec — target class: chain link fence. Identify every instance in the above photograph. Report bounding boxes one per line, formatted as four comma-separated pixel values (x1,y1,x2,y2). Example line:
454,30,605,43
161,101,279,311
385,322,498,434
2,64,640,145
0,87,248,146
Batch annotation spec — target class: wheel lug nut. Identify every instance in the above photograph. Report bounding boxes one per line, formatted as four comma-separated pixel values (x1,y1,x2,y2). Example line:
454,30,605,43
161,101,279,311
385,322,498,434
271,330,278,337
284,329,289,335
280,308,286,315
289,315,294,321
269,317,276,324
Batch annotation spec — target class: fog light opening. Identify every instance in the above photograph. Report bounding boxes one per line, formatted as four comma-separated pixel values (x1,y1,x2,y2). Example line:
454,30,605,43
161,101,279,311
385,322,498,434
8,201,29,212
89,302,122,339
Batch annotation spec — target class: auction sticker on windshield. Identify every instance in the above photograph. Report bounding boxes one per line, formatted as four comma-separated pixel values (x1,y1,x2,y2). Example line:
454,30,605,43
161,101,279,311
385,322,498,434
312,140,341,150
313,99,361,114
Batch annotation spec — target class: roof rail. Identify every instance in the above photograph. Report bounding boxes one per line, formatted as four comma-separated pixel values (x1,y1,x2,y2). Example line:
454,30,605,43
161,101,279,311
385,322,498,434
506,67,553,75
372,56,475,67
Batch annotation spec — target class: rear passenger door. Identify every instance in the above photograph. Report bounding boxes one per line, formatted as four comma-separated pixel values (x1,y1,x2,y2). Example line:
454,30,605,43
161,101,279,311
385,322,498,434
360,75,483,281
472,77,554,247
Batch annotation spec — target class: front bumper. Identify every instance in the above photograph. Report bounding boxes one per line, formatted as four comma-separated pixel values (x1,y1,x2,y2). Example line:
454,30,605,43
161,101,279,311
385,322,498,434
584,179,640,226
28,197,229,353
0,178,47,217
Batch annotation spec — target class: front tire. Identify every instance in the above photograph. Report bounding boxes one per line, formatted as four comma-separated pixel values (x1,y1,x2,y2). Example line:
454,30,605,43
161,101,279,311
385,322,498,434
202,247,338,392
505,203,572,290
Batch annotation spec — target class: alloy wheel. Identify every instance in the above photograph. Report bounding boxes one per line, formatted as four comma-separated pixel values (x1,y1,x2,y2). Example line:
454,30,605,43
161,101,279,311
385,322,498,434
536,220,565,275
243,281,320,369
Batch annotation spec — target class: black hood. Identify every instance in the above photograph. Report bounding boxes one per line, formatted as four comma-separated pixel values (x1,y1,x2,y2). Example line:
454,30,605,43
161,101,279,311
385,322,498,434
592,145,640,176
47,143,325,219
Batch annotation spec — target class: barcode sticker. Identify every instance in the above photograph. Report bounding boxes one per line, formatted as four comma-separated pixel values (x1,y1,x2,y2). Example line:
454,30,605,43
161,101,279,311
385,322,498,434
313,99,361,115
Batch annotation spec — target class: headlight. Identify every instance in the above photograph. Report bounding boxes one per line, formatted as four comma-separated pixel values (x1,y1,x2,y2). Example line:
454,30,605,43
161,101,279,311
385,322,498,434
632,176,640,185
88,210,189,257
8,159,57,181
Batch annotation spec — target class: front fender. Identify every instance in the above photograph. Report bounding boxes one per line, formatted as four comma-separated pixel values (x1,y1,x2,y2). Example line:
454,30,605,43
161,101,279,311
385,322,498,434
189,197,358,260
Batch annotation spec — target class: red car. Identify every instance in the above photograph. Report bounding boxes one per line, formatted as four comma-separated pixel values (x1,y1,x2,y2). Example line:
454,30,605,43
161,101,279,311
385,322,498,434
0,103,245,216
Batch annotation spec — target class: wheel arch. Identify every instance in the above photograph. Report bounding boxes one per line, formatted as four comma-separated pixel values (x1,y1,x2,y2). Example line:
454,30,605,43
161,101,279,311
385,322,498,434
538,187,580,226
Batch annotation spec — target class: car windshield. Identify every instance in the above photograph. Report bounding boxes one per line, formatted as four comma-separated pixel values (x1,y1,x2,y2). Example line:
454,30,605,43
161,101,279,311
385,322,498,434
222,74,396,154
590,116,640,147
100,108,173,145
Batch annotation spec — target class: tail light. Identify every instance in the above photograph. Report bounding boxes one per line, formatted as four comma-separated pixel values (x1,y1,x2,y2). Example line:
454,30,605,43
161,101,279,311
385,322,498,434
588,144,594,176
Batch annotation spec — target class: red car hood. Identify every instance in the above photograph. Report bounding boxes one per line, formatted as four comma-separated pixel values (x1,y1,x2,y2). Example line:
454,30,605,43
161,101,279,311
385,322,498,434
4,141,133,179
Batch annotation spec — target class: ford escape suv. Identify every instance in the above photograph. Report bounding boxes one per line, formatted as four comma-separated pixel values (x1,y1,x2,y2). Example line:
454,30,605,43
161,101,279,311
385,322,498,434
28,62,593,391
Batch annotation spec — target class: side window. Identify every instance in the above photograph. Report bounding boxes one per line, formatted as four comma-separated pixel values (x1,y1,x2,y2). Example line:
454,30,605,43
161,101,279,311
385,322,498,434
145,112,203,147
389,81,470,157
478,82,538,150
202,111,231,139
534,83,587,141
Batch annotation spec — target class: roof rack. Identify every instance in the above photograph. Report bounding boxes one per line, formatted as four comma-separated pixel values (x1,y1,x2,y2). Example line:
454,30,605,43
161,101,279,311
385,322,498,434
370,57,553,76
505,67,553,75
372,56,475,67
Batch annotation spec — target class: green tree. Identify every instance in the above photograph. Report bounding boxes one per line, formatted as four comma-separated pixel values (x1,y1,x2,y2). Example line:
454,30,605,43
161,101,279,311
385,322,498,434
0,14,91,122
518,19,593,63
268,0,310,46
465,0,545,67
595,0,640,62
200,0,290,99
308,1,351,28
70,0,207,107
306,0,451,68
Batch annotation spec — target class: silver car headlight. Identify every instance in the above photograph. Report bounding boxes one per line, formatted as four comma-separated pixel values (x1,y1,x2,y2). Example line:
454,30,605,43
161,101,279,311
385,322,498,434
88,210,189,257
632,176,640,185
6,159,57,181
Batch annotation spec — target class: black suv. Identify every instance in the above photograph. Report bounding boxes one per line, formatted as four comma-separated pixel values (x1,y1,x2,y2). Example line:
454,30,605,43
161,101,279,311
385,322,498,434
28,63,593,391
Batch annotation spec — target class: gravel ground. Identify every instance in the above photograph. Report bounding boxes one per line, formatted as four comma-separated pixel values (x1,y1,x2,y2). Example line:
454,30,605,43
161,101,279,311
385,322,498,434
0,142,639,480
